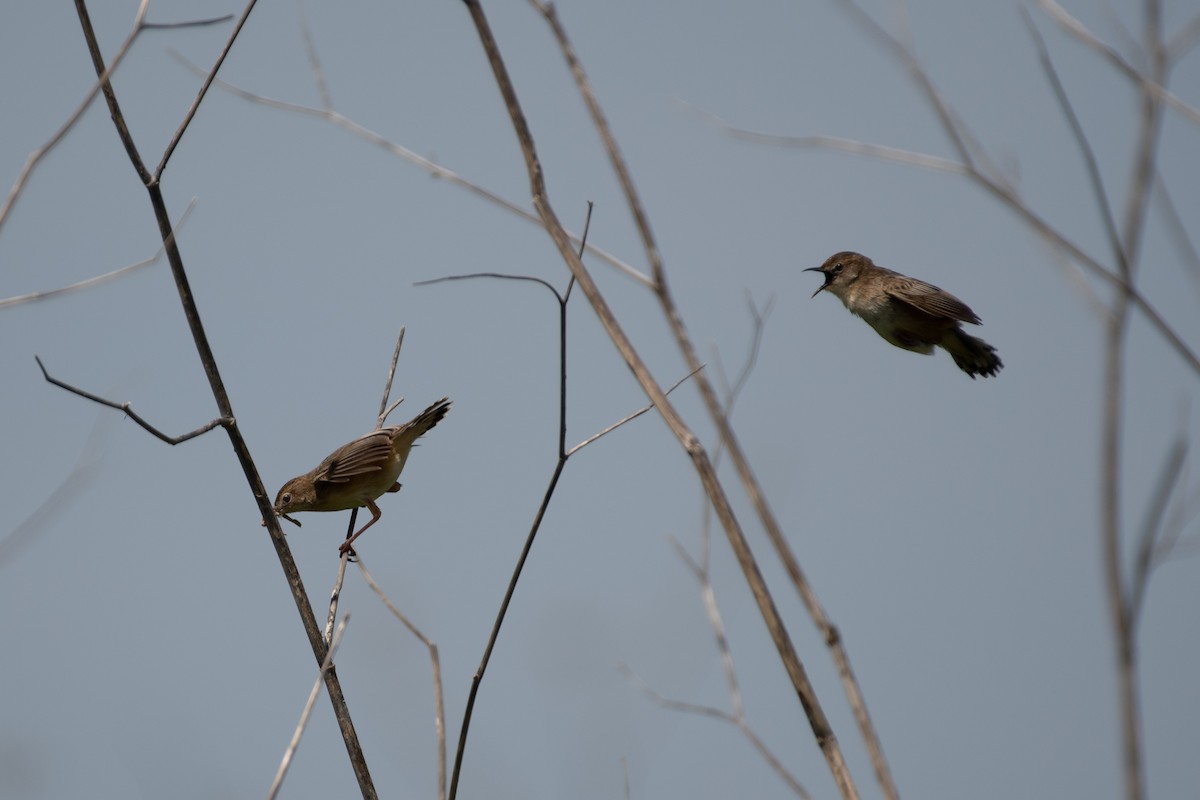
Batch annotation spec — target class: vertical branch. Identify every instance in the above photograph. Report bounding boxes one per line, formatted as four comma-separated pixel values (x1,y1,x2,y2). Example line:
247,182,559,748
71,3,376,795
456,2,859,797
1103,3,1165,799
528,2,896,796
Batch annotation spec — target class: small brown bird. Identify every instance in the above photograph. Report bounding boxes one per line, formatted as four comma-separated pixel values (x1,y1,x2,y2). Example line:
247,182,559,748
805,251,1002,378
273,398,451,555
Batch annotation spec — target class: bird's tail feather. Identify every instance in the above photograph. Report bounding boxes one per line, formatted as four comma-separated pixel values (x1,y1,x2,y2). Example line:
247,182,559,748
943,331,1003,379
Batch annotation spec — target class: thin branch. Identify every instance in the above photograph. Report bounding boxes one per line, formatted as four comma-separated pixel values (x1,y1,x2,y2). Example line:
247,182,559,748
526,3,872,797
376,327,407,429
142,14,233,31
669,537,745,719
417,272,564,303
565,365,702,456
71,3,376,794
713,293,775,420
1,0,150,235
684,104,966,174
154,0,260,180
167,49,653,288
296,0,333,112
35,355,231,445
0,414,109,569
1166,11,1200,60
460,2,858,797
440,209,697,800
1152,173,1200,296
325,511,354,644
0,6,228,234
270,614,350,800
1,199,196,310
1022,9,1129,275
1036,0,1200,127
356,557,448,800
1131,439,1187,624
618,663,812,799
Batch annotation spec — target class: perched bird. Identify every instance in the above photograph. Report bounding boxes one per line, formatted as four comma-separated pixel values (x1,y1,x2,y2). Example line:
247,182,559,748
805,251,1002,378
273,398,451,555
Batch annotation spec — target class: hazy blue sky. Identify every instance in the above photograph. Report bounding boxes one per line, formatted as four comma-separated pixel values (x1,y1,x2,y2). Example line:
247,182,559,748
2,1,1198,798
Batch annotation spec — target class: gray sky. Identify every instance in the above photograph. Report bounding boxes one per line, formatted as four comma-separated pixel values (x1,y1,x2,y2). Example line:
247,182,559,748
2,1,1199,798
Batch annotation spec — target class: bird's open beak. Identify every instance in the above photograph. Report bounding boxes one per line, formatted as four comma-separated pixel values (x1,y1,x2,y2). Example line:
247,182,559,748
803,267,829,298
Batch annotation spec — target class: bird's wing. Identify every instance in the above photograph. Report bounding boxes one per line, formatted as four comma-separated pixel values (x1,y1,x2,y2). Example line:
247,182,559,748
883,274,982,325
316,429,393,484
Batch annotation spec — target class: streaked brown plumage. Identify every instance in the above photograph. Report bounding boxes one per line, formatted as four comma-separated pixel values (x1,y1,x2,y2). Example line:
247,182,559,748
805,251,1002,378
273,398,451,554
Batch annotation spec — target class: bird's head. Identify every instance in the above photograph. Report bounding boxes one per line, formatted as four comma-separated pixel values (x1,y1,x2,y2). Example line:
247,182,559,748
271,476,314,526
804,251,873,299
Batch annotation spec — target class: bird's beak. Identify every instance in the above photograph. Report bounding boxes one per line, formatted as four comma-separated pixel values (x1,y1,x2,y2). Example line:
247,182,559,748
264,510,302,528
803,267,829,298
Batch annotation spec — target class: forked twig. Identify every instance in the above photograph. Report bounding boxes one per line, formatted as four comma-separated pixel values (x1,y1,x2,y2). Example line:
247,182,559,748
167,48,652,288
0,4,229,235
376,327,407,428
429,206,700,799
524,2,867,796
35,355,231,445
69,2,376,794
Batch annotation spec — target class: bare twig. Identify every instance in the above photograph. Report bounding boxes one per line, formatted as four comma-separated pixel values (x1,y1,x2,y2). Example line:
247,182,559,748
0,414,110,568
525,3,869,796
376,327,407,428
0,4,227,235
1131,439,1187,624
70,2,376,794
1022,9,1128,276
1,200,196,310
325,511,354,644
270,614,351,800
167,49,652,287
356,557,449,800
142,14,233,31
432,208,701,799
1166,11,1200,60
296,0,333,112
712,293,775,421
154,1,260,180
1036,0,1200,126
565,365,701,456
459,2,858,797
618,662,811,799
35,355,231,445
1152,174,1200,295
624,303,807,799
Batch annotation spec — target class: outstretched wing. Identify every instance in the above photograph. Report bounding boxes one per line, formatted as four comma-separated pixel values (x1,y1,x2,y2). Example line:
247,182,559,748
883,273,982,325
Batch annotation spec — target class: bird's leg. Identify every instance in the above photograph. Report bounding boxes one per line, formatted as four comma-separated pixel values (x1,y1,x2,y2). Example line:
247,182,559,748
339,500,383,556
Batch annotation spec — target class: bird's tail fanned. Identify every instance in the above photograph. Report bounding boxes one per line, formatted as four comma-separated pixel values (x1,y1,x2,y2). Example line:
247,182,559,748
943,331,1003,379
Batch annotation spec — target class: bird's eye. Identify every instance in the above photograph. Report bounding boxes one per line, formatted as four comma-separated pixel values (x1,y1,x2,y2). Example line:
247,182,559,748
281,493,291,505
832,264,843,275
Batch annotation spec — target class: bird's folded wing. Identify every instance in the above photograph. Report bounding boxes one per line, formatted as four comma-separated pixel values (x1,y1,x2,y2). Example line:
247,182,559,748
316,430,393,483
884,276,982,325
